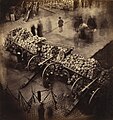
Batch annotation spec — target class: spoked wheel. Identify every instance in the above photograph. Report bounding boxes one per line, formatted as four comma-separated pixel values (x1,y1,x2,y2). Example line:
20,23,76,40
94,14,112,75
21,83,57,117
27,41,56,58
27,55,41,71
58,69,70,83
81,87,101,115
42,62,69,88
42,63,60,88
71,77,83,92
88,88,100,105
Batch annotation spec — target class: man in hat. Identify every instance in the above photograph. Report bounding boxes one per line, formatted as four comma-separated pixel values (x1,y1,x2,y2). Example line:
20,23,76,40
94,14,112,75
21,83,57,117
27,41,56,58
58,17,64,32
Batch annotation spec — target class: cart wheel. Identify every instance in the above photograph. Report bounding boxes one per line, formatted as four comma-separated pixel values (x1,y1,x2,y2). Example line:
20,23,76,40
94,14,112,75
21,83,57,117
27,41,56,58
71,77,84,96
88,88,100,105
58,69,70,83
42,62,63,88
27,55,41,71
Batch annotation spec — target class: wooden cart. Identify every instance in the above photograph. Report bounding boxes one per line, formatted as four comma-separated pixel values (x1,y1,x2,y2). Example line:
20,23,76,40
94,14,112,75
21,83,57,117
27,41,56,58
42,52,111,115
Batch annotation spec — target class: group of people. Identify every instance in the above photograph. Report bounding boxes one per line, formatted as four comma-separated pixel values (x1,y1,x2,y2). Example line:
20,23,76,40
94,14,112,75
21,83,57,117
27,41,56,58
22,1,39,22
31,20,43,37
6,0,101,22
74,15,97,44
74,13,109,46
6,1,40,22
30,17,64,37
73,0,101,9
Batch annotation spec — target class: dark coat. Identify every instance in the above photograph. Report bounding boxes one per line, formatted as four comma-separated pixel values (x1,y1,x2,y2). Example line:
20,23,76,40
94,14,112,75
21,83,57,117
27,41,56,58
38,103,45,120
31,25,36,36
58,19,64,27
74,16,83,30
37,23,43,37
73,0,79,10
87,17,97,29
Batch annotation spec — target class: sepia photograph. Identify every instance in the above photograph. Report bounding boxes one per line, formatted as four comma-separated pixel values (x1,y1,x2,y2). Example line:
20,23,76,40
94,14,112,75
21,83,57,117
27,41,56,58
0,0,113,120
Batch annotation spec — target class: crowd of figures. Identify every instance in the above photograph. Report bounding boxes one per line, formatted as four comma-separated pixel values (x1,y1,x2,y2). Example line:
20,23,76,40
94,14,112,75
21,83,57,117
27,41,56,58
6,1,39,22
30,16,64,37
4,0,110,48
74,15,97,44
44,0,101,10
5,0,102,22
73,13,109,46
31,19,43,37
29,13,109,46
73,0,101,10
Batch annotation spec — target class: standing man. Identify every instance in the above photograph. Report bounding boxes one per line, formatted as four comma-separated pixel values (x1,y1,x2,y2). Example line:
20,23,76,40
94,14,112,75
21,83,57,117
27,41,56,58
10,7,16,22
38,103,45,120
37,19,43,37
32,2,37,17
58,17,64,32
88,0,93,8
31,24,36,36
87,16,97,30
87,16,97,43
36,2,39,15
73,0,79,11
46,106,53,120
63,4,69,18
81,0,85,8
